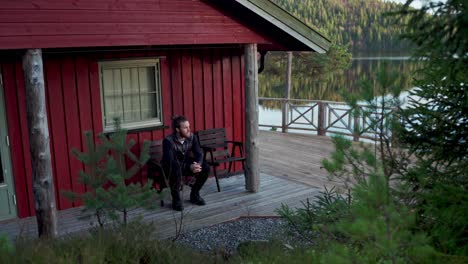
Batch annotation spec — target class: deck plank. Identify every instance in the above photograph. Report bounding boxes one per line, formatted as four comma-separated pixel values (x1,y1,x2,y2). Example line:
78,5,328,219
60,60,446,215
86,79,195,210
259,131,343,189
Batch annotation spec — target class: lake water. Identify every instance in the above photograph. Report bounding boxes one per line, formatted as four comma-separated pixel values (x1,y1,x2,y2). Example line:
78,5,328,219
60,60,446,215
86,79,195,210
259,55,419,135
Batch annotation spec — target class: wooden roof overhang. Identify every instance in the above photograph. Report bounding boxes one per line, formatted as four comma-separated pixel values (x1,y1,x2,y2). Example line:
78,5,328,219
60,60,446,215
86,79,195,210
210,0,331,53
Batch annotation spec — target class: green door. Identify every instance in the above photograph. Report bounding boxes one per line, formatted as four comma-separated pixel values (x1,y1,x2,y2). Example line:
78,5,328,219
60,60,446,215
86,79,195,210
0,73,17,221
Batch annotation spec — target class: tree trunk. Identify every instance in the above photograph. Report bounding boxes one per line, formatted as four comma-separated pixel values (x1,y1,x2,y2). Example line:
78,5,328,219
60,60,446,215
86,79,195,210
244,44,259,192
22,49,58,238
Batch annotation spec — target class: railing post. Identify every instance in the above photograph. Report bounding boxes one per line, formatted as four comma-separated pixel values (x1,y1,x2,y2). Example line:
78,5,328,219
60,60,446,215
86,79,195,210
350,106,364,141
282,51,292,133
317,101,326,136
281,99,286,133
353,115,360,141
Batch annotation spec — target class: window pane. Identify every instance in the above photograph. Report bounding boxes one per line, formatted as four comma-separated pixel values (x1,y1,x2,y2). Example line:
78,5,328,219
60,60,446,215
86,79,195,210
102,69,114,126
138,67,157,120
138,67,156,93
112,68,123,120
130,68,142,121
102,69,124,126
121,68,134,122
140,92,157,119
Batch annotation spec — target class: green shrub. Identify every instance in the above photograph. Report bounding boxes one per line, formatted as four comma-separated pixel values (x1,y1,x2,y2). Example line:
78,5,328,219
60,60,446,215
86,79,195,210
277,186,351,244
407,165,468,256
1,222,208,264
233,240,321,263
0,233,13,261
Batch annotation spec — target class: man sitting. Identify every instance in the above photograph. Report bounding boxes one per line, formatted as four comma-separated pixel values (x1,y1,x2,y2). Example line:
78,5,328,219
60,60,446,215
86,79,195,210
162,115,209,211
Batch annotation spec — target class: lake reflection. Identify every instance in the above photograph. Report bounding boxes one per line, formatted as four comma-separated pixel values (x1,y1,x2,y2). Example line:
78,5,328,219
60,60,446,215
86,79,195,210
259,55,420,110
259,54,420,137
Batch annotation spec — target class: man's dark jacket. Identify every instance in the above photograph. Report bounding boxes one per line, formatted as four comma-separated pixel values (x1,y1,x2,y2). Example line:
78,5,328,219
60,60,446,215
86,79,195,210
161,133,203,172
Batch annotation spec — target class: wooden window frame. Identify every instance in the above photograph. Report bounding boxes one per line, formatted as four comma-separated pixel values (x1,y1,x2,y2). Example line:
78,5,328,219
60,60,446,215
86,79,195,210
99,58,163,132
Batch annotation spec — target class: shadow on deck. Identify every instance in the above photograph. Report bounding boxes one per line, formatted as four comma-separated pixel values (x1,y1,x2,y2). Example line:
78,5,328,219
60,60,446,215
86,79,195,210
0,131,338,241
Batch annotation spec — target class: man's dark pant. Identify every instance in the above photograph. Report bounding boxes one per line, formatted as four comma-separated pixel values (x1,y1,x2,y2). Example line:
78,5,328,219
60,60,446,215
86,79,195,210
163,158,209,203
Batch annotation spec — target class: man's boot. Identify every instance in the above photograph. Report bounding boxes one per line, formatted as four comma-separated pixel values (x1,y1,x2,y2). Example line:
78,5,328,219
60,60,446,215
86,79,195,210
190,190,206,206
190,172,208,206
190,163,210,205
171,190,184,211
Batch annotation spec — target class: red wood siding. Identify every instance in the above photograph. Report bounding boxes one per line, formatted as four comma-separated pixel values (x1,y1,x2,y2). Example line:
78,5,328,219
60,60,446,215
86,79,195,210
231,49,244,171
192,50,204,133
1,46,246,217
212,50,224,130
0,0,273,50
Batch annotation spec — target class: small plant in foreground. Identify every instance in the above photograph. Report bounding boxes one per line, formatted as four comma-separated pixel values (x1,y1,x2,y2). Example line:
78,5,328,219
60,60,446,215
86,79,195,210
277,186,351,244
65,119,163,226
1,221,209,264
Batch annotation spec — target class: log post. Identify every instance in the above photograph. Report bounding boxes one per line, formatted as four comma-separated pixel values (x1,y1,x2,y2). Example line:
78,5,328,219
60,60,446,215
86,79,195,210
23,49,58,238
317,101,326,136
244,44,259,192
281,51,292,133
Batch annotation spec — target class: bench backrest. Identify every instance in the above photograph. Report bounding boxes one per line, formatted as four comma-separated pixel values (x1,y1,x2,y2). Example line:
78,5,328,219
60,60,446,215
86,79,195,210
197,128,230,160
149,140,164,165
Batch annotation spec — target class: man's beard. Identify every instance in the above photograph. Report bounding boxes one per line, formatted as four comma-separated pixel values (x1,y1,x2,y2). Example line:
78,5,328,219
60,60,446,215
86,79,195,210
178,131,190,139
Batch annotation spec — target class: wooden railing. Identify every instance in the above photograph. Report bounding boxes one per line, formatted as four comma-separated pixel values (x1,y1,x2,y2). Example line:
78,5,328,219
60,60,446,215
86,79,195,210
259,97,393,141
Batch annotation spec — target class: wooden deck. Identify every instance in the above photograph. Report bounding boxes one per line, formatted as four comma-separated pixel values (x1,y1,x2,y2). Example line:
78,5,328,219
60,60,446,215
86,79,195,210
259,131,342,189
0,131,338,241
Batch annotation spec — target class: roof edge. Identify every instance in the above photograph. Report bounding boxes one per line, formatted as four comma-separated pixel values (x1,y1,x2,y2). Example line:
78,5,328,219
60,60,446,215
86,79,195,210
234,0,331,53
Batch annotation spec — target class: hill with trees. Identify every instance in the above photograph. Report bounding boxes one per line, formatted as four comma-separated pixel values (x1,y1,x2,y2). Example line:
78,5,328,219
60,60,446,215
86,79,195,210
272,0,411,52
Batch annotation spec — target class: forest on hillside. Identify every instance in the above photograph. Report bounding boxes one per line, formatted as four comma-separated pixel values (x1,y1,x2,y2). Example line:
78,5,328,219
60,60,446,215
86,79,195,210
272,0,411,52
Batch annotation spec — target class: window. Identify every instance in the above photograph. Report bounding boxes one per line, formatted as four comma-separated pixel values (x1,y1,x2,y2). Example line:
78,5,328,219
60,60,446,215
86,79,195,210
99,59,163,131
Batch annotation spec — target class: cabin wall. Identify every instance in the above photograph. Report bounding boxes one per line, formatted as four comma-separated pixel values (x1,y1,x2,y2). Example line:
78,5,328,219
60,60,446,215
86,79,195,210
0,0,271,49
0,46,245,218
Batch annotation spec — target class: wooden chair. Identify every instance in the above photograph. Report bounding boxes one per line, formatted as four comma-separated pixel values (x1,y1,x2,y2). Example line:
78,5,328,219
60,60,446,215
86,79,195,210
196,128,246,192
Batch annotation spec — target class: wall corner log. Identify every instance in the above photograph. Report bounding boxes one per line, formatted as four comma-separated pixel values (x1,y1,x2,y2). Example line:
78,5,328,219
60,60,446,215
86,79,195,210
244,44,259,192
22,49,58,238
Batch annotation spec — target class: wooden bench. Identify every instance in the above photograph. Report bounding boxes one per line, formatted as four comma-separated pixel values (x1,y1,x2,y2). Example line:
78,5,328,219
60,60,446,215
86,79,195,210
196,128,246,192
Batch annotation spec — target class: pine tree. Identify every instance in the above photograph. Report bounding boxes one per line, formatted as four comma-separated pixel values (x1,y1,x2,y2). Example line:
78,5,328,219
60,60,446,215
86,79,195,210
398,0,467,174
395,0,468,255
66,120,161,226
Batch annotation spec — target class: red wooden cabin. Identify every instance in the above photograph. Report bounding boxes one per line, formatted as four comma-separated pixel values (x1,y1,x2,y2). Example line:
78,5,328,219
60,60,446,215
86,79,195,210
0,0,329,220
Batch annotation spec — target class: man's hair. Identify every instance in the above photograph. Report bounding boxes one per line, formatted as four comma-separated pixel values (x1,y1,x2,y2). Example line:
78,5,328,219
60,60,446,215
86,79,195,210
172,115,188,133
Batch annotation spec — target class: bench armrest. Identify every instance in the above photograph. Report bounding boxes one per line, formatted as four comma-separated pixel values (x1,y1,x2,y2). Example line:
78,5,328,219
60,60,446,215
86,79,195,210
201,141,242,148
201,141,245,159
226,141,245,157
201,145,217,151
225,140,243,146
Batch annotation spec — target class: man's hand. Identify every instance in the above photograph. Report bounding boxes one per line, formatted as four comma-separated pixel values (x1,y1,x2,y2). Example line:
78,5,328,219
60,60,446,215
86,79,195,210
190,162,202,173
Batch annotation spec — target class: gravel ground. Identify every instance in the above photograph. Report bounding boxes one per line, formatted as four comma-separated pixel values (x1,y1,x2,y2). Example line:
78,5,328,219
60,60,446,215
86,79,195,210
174,217,306,254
